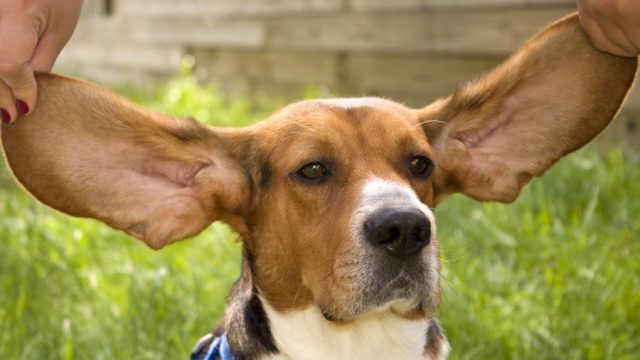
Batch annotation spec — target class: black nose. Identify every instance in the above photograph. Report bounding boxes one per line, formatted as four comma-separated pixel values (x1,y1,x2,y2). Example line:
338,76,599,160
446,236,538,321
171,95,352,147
364,208,431,259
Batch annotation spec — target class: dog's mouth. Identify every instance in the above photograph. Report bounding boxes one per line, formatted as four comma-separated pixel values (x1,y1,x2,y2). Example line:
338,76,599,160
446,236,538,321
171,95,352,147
363,262,438,316
318,253,440,323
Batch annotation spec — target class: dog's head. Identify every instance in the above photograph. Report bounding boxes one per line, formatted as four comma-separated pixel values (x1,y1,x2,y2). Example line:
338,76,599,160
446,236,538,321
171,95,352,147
242,97,441,321
2,14,636,322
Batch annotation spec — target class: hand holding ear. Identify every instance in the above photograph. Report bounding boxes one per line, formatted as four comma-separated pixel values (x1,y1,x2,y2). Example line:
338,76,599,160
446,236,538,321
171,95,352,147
577,0,640,57
0,0,82,124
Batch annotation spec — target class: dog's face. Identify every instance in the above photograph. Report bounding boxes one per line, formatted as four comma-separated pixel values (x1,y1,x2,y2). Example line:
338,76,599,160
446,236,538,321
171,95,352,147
245,99,440,321
1,14,636,325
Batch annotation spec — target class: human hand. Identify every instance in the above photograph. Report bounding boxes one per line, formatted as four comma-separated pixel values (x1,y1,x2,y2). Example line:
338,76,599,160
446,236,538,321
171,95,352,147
577,0,640,57
0,0,82,124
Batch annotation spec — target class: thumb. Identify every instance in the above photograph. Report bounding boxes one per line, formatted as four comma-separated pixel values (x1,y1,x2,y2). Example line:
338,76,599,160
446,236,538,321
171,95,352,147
0,21,39,116
30,31,70,72
0,62,37,116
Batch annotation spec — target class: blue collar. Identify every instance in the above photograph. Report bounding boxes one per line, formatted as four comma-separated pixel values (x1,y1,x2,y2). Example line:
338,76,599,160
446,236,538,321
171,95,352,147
191,333,235,360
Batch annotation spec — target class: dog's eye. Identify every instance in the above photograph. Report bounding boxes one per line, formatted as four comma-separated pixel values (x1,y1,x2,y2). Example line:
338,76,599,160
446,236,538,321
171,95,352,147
408,156,434,179
296,162,331,182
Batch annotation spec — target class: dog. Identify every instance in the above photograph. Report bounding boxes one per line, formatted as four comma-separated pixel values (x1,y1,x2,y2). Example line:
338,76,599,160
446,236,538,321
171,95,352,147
1,13,636,360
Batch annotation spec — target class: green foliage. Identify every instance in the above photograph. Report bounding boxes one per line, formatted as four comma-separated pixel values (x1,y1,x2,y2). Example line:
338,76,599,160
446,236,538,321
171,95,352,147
115,56,277,127
438,150,640,360
0,66,638,359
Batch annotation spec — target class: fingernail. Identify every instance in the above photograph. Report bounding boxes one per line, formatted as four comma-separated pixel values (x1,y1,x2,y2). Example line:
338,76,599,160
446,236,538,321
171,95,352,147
1,109,11,124
16,100,29,115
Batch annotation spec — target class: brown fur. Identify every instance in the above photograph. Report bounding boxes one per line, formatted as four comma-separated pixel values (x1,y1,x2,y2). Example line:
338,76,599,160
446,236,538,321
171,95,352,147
1,13,636,359
418,14,637,204
244,101,437,316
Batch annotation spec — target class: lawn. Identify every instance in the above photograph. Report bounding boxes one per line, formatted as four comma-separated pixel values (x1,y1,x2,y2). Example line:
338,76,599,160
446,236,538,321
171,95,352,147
0,67,638,359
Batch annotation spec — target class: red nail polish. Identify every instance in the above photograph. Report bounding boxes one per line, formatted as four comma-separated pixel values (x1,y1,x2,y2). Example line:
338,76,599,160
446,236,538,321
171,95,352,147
16,100,29,115
1,109,11,124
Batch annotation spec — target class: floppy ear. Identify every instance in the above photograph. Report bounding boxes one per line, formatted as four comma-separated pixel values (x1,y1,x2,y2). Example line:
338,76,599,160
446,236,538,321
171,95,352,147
1,74,251,249
417,13,637,205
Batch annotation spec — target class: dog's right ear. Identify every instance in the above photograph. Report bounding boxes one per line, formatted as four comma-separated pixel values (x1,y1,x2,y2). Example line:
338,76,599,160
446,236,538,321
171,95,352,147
417,13,637,205
1,74,251,249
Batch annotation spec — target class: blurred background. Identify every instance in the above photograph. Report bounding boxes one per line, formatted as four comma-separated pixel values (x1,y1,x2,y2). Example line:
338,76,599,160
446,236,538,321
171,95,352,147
1,1,639,359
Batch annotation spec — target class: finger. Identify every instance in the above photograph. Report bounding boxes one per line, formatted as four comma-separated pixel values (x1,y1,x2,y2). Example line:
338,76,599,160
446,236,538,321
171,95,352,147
597,21,638,56
615,25,640,56
32,0,83,72
587,0,640,56
0,62,37,117
620,26,640,56
609,1,640,56
0,79,17,124
0,20,39,115
581,0,639,56
30,32,68,72
578,10,635,57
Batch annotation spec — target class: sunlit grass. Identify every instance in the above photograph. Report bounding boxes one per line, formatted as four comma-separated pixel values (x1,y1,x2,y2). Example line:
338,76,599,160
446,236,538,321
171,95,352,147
0,65,638,359
438,150,640,360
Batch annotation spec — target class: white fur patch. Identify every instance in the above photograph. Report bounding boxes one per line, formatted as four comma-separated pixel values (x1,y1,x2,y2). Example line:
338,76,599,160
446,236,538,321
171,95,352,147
260,298,430,360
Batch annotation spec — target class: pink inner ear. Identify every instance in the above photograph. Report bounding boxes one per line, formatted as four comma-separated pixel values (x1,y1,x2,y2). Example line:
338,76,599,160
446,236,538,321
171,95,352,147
435,87,552,203
95,160,215,249
450,114,508,149
121,186,211,249
448,88,537,149
140,159,211,187
73,139,221,249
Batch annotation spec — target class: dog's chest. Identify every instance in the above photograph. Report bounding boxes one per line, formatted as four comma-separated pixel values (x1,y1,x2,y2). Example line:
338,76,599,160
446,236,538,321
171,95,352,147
259,301,429,360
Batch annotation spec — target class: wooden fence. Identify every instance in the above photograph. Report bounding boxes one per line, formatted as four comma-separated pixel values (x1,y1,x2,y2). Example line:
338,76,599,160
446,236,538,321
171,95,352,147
55,0,640,149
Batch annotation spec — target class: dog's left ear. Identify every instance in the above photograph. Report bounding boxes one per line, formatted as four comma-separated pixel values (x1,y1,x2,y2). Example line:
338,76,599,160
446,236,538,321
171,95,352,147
1,74,253,250
417,13,637,205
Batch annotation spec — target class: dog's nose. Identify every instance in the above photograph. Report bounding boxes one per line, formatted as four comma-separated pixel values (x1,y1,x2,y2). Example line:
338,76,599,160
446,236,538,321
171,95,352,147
364,208,431,259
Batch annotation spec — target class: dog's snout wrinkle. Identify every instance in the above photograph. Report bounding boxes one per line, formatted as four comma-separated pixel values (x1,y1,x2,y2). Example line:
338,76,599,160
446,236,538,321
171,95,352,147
364,208,431,259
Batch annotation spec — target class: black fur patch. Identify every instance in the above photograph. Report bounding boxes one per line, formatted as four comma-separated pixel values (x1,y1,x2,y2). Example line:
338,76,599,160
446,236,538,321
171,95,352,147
425,318,448,359
245,293,278,354
320,308,338,322
245,249,257,276
259,162,273,189
221,259,279,359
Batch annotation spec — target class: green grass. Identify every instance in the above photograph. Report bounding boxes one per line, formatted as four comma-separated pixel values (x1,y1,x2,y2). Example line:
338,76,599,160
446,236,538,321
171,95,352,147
1,66,639,359
437,150,640,360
